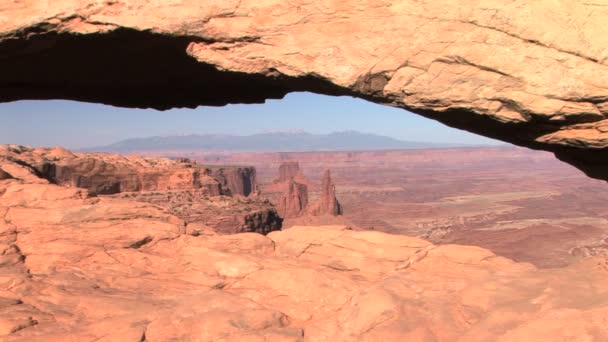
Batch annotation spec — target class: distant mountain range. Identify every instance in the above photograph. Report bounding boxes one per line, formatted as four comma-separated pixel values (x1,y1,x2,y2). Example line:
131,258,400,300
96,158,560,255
84,131,487,153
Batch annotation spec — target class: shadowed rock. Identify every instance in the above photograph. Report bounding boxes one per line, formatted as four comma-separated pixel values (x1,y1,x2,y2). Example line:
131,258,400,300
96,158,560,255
0,146,280,235
2,1,608,179
0,168,13,180
3,146,257,196
277,179,309,218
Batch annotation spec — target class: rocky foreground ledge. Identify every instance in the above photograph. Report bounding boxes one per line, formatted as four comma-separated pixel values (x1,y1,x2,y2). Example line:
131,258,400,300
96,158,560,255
0,150,606,340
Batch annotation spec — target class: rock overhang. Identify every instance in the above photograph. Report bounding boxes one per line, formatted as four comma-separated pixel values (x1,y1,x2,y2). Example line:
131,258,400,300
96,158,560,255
2,1,608,180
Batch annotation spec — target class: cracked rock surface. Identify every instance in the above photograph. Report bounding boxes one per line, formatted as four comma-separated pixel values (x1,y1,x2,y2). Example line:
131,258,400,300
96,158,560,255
0,148,607,340
2,1,608,179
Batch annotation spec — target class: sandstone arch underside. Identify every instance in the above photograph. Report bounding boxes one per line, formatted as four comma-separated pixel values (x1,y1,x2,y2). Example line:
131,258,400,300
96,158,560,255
2,1,608,179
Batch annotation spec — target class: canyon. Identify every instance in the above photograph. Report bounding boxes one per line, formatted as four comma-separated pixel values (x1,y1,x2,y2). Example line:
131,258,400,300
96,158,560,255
1,145,607,341
268,162,342,220
0,145,281,235
2,0,608,340
159,146,608,269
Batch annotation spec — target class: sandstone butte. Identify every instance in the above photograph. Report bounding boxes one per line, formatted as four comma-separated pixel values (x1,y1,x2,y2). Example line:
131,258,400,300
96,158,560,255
272,162,342,219
306,169,342,217
0,146,607,341
3,1,608,180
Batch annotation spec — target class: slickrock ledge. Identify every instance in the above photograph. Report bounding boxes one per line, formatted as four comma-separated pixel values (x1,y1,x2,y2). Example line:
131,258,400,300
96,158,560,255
0,153,607,340
2,1,608,179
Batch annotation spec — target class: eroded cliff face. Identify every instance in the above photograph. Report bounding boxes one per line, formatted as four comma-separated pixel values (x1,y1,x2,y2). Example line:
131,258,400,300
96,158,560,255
277,179,309,218
0,145,282,235
0,174,607,340
269,162,342,220
307,169,342,216
0,145,258,196
207,166,257,197
2,1,608,179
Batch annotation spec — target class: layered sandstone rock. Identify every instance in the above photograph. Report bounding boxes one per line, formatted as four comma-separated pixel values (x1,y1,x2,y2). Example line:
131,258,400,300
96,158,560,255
0,145,256,196
207,165,257,197
2,1,608,179
0,176,607,340
0,146,280,235
268,163,342,219
122,191,282,235
277,179,309,218
308,169,342,216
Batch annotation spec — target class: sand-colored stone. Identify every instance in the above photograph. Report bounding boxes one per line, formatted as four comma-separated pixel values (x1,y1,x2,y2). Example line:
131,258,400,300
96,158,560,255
0,155,607,340
0,145,257,196
307,169,342,216
2,1,608,178
277,179,308,218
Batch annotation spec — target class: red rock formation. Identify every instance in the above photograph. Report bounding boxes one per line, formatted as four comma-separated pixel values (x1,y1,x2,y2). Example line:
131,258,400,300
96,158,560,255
1,173,607,340
4,1,608,180
207,166,257,197
0,146,279,235
1,146,608,340
267,163,342,219
276,161,301,182
125,191,282,235
277,179,308,218
1,146,260,196
308,169,342,216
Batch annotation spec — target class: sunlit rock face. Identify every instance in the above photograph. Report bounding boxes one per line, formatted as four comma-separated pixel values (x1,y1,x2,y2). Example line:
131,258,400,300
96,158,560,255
1,160,608,340
2,1,608,179
1,145,257,196
307,169,342,216
0,146,282,235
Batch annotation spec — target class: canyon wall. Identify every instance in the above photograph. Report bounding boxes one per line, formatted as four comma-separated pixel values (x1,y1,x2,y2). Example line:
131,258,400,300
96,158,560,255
2,1,608,179
207,166,257,197
0,145,281,235
1,174,607,340
277,179,309,218
307,170,342,216
4,146,257,196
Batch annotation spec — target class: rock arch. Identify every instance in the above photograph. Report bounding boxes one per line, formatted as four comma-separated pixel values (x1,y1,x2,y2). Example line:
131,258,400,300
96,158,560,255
2,1,608,179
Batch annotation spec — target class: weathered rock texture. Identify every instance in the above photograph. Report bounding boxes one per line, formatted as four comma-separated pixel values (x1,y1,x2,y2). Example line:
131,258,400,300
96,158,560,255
269,162,342,219
0,172,607,340
2,1,608,179
0,145,281,235
0,145,255,196
308,169,342,216
207,166,257,197
122,191,282,235
277,179,309,219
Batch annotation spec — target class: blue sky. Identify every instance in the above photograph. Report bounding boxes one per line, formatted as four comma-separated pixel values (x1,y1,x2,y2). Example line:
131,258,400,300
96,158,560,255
0,92,502,149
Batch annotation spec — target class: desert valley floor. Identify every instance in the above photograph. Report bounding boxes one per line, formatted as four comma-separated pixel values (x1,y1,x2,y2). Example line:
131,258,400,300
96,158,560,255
150,146,608,269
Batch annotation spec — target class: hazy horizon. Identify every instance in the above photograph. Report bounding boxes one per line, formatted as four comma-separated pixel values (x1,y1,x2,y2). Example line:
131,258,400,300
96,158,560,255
0,92,505,149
